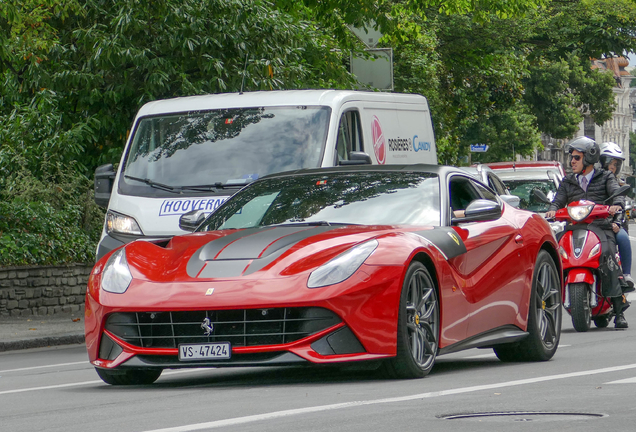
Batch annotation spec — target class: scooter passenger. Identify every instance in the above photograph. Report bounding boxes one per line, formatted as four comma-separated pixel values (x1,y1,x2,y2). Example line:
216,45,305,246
545,136,628,329
599,141,634,292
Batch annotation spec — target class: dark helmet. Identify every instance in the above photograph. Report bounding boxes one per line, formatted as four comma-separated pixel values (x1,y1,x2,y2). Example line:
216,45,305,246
566,136,600,166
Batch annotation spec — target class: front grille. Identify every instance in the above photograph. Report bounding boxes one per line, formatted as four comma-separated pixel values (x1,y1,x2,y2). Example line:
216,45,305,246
105,307,341,349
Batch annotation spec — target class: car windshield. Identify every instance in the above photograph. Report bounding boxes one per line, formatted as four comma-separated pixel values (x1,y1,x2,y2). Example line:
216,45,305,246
198,172,441,231
120,106,331,197
504,179,557,212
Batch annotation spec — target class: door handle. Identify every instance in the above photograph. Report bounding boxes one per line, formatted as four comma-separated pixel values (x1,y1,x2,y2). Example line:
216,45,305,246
515,234,523,244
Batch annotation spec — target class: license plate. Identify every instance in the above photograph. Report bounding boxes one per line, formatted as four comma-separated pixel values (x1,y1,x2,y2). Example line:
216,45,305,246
178,342,231,361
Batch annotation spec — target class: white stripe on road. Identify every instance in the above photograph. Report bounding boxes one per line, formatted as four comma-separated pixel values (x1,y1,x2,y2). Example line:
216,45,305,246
0,369,203,395
0,361,87,374
605,377,636,384
141,363,636,432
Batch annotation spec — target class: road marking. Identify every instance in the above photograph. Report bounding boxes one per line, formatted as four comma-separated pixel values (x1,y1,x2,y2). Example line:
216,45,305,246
605,377,636,384
0,361,87,374
140,363,636,432
0,369,203,395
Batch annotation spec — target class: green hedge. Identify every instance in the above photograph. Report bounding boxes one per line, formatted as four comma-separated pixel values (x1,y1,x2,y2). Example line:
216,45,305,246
0,200,102,266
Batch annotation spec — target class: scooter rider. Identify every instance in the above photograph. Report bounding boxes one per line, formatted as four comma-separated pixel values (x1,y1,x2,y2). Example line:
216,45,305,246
599,141,634,291
545,136,628,329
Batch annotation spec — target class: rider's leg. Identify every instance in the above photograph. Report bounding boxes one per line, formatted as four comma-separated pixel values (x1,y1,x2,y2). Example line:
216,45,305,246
612,296,628,329
616,228,634,288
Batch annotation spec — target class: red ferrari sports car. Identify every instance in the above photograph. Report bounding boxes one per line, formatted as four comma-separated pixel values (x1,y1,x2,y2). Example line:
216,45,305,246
85,165,562,385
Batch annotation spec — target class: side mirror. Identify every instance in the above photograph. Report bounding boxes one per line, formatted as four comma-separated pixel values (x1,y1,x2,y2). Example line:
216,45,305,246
94,164,116,208
532,188,551,205
452,199,502,224
339,151,372,166
604,185,631,203
179,210,209,232
500,194,520,208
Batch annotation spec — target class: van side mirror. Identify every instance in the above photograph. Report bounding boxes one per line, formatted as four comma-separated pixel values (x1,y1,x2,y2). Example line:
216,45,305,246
94,164,116,208
179,210,209,232
339,151,372,166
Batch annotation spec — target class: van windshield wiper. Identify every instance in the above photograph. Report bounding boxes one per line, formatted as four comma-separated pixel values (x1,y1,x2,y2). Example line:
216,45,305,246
180,178,254,192
124,175,181,193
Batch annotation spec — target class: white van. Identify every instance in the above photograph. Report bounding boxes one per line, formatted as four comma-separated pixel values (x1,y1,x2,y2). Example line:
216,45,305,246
94,90,437,259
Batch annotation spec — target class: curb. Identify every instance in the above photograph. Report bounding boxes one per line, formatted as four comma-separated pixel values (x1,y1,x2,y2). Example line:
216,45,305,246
0,335,85,352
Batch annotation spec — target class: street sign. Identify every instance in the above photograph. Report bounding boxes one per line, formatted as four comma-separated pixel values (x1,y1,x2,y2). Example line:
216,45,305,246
470,144,489,153
351,48,393,91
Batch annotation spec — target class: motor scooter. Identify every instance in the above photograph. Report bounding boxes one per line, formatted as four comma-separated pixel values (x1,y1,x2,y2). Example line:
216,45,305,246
534,186,630,332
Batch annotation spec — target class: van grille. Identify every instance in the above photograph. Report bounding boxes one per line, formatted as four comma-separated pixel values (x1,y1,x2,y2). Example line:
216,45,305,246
104,308,341,349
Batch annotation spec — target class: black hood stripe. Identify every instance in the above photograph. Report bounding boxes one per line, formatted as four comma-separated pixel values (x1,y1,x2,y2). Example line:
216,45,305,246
413,227,467,259
217,226,314,260
187,225,341,278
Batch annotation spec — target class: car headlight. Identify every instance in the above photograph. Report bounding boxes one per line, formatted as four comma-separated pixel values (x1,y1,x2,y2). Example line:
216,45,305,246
307,240,378,288
567,204,594,222
107,210,143,235
101,248,133,294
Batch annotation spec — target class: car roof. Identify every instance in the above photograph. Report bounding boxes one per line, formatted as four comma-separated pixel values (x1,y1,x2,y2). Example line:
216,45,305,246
482,161,565,177
258,164,466,181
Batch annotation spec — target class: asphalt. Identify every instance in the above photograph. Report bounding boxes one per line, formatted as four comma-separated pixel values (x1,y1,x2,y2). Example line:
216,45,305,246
0,312,85,352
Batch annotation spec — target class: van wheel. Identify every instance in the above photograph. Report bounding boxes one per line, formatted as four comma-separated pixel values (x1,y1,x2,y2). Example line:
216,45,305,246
382,262,439,379
494,250,561,362
96,368,162,385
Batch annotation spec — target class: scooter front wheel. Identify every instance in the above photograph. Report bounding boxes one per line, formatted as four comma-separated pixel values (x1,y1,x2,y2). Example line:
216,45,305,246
570,282,591,332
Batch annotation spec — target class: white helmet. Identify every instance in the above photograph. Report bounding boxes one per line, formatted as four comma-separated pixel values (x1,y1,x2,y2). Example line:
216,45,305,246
599,141,624,173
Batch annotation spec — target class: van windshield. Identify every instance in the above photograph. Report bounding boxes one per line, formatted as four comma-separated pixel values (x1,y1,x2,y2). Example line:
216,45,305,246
120,106,331,197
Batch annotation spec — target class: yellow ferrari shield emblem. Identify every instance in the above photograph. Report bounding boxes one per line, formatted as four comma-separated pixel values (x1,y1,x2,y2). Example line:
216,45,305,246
448,232,460,246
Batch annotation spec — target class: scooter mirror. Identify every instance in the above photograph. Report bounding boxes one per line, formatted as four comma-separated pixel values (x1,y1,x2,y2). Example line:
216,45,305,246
605,185,631,203
532,188,551,205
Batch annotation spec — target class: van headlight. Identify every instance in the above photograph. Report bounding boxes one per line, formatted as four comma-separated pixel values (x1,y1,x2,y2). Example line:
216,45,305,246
307,240,378,288
101,248,133,294
107,210,143,235
567,204,594,222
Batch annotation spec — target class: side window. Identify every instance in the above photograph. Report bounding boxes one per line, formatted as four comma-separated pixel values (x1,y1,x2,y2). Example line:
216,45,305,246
335,110,364,163
473,181,498,203
449,176,481,212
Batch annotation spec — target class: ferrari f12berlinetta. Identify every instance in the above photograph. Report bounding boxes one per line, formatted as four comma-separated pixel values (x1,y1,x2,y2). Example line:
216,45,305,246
85,165,562,385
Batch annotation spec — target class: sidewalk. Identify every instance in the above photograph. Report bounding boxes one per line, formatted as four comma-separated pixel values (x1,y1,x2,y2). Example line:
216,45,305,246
0,312,85,352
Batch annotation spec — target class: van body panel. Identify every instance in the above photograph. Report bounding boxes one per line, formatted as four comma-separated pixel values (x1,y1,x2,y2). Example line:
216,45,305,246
96,90,437,260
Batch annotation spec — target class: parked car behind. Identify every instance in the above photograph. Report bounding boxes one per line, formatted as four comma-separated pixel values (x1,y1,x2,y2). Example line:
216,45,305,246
481,161,565,214
460,165,520,208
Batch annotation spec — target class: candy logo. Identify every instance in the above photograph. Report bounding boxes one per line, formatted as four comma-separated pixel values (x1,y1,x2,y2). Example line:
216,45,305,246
371,115,386,164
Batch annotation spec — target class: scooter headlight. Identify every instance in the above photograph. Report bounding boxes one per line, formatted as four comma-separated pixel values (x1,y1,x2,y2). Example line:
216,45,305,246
567,204,595,222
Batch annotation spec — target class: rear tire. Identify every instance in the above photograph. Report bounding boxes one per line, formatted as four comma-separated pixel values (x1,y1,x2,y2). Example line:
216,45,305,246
382,262,439,379
96,368,162,385
494,250,561,362
570,282,592,332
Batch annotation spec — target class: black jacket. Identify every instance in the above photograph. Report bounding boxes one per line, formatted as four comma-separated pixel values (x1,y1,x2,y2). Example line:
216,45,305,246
548,168,625,229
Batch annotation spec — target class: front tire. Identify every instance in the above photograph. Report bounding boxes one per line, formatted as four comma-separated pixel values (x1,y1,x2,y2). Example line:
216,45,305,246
494,250,561,362
570,282,592,332
96,368,162,385
382,262,439,379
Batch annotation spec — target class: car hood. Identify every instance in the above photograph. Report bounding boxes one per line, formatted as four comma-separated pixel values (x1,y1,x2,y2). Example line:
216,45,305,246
122,225,399,282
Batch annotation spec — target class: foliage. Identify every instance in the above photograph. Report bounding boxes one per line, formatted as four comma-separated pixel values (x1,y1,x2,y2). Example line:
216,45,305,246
0,154,104,266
